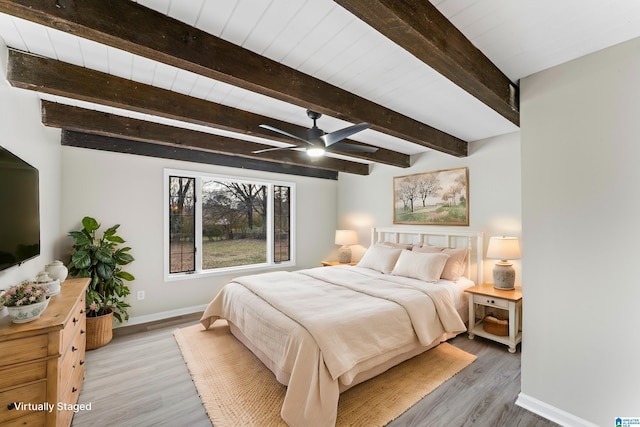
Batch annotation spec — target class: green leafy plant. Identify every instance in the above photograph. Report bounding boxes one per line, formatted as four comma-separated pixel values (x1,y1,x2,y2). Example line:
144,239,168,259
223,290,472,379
68,216,135,322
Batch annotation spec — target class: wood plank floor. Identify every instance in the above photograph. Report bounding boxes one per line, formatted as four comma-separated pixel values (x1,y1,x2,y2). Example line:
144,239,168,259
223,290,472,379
71,315,558,427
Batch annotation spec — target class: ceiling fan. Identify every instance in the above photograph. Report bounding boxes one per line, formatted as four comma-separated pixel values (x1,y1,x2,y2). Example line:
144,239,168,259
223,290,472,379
254,110,377,157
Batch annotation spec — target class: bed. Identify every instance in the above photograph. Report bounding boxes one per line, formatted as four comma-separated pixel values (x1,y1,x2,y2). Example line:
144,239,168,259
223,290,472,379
200,226,484,426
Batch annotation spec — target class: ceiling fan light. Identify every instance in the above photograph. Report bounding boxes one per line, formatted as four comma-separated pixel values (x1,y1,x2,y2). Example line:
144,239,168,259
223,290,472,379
306,147,325,158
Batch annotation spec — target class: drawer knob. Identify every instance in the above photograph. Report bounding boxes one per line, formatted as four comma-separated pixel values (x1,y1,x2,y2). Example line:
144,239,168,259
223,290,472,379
72,346,78,352
7,402,16,410
80,329,86,334
72,387,78,393
73,317,79,325
79,360,85,366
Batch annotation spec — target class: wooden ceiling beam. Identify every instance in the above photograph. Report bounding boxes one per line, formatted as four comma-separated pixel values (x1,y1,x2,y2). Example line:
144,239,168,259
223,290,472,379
42,102,370,176
0,0,467,157
334,0,519,126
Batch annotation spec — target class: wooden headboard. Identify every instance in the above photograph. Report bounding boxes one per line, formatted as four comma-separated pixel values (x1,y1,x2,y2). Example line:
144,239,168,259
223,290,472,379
371,226,484,283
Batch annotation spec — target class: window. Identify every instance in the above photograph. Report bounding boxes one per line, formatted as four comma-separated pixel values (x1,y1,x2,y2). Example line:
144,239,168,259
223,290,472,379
165,169,295,279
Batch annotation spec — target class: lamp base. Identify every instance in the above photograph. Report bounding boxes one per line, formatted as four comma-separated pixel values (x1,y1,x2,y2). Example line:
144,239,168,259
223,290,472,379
337,246,352,263
493,262,515,290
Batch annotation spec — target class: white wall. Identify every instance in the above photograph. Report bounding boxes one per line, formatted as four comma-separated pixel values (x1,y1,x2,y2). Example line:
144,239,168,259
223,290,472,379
337,131,522,285
60,146,339,322
0,40,65,290
519,37,640,425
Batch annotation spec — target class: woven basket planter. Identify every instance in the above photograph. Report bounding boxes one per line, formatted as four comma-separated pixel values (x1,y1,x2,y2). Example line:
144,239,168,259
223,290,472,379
86,309,114,350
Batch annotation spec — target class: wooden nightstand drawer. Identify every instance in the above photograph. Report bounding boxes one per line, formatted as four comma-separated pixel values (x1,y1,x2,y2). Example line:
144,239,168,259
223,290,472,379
473,293,509,309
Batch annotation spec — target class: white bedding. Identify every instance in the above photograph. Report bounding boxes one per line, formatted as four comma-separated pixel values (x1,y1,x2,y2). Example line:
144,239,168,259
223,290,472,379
200,265,472,426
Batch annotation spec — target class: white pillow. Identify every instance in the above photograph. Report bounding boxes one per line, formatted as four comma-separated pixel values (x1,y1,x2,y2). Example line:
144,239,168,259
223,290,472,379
391,250,450,282
357,244,403,274
413,246,469,281
439,248,469,281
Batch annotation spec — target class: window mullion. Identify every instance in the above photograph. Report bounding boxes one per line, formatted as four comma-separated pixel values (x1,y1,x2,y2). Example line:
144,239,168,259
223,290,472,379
195,177,203,273
266,184,274,264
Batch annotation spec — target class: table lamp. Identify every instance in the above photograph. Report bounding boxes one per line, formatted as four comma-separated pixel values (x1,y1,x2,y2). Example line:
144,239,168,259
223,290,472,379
486,236,521,289
335,230,358,263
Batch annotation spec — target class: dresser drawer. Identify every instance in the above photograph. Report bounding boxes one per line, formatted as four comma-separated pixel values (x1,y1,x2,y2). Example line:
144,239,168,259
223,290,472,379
60,295,86,355
59,318,86,394
0,380,47,424
58,357,85,427
473,293,510,309
0,335,48,367
62,353,85,405
3,410,45,427
0,360,47,390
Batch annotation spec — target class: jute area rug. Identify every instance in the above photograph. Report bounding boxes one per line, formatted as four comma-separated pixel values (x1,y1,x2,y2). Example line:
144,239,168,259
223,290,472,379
174,320,476,427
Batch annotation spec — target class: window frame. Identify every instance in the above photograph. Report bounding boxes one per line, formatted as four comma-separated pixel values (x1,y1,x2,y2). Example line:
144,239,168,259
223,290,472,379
164,168,296,281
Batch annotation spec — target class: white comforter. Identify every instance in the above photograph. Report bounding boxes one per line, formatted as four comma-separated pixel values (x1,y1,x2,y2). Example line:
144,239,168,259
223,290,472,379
200,266,467,427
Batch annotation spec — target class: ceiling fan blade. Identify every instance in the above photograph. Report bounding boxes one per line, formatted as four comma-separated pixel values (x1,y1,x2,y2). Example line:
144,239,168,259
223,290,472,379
259,124,312,146
329,142,378,153
321,122,371,146
252,145,299,154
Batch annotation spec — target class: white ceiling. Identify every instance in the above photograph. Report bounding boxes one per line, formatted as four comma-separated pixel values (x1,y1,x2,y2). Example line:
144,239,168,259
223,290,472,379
1,0,639,162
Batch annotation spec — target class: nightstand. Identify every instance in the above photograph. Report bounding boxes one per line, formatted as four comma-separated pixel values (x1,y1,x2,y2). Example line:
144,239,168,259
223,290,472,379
465,283,522,353
321,261,358,266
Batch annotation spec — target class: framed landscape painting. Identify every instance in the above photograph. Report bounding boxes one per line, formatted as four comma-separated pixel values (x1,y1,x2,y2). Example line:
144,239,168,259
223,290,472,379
393,167,469,226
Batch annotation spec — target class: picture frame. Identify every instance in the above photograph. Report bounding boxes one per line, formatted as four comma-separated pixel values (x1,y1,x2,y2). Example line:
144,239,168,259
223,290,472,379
393,167,469,226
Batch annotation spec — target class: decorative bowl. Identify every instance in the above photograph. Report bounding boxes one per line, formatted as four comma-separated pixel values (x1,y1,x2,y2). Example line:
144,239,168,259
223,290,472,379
5,298,50,323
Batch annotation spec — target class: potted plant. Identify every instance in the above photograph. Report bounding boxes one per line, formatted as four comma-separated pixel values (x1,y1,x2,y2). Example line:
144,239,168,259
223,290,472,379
0,281,50,323
68,216,135,349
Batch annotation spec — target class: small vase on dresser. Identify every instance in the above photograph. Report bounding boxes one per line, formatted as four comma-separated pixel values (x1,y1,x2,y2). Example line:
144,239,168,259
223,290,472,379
45,260,69,283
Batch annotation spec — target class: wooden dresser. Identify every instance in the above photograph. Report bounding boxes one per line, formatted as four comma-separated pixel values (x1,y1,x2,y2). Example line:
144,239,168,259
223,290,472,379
0,277,89,427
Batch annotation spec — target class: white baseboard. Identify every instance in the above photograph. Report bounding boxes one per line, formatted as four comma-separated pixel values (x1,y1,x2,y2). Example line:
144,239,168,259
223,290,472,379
116,304,208,328
516,393,599,427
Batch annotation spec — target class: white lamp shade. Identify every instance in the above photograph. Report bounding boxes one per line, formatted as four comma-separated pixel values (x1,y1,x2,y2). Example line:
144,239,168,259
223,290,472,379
486,236,521,261
335,230,358,246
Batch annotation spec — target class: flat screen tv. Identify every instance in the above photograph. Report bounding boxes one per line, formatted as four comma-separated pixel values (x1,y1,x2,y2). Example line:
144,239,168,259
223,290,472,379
0,145,40,271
